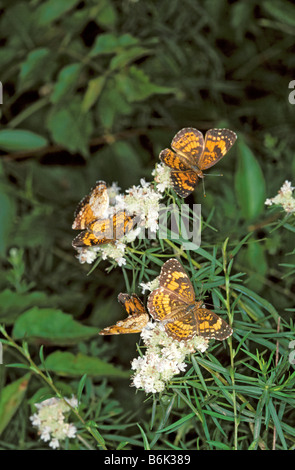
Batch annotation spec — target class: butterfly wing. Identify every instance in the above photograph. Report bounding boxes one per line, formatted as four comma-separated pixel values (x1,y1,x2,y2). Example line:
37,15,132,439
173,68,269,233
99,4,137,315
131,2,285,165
118,293,147,315
198,128,237,170
99,293,149,335
171,128,204,165
147,258,195,323
72,181,109,230
158,259,195,303
170,169,198,198
193,303,233,340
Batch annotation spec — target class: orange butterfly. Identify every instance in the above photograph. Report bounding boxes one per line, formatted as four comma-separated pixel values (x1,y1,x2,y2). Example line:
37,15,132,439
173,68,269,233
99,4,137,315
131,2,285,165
99,293,149,335
160,127,237,197
147,258,233,341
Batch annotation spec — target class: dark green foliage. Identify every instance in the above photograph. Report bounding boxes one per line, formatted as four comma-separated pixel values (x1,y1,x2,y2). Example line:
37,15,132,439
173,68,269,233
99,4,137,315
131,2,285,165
0,0,294,450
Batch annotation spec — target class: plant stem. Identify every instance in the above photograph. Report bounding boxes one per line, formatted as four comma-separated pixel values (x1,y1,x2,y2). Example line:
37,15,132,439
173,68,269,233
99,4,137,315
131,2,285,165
0,326,107,450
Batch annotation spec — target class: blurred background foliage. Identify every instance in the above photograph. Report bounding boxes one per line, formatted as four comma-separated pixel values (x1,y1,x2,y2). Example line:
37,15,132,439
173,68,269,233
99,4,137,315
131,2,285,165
0,0,295,449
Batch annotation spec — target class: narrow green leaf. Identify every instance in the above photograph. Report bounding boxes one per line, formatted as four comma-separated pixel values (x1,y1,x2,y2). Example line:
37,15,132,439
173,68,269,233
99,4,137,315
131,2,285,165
230,283,279,320
137,424,150,450
207,440,232,450
156,412,195,434
82,76,106,113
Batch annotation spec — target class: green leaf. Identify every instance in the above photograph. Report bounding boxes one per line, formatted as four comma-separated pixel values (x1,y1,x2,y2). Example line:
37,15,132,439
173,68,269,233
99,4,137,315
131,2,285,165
81,76,106,113
234,140,266,220
230,283,279,320
47,98,93,156
110,47,151,71
206,440,232,450
35,0,80,25
116,66,175,102
44,351,130,378
19,48,54,89
137,424,150,450
89,33,139,57
51,63,81,104
0,129,48,152
0,374,30,435
95,0,118,28
12,307,98,345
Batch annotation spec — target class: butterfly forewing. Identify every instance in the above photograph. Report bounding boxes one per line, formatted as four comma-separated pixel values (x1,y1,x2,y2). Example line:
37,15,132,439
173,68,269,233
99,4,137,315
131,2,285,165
158,259,195,304
198,128,237,170
72,180,109,230
171,128,204,164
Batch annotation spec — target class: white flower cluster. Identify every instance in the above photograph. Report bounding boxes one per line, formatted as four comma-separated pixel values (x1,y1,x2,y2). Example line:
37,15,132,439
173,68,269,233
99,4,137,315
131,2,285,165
131,322,209,394
30,396,78,449
265,180,295,214
116,178,163,234
152,162,172,193
140,276,160,294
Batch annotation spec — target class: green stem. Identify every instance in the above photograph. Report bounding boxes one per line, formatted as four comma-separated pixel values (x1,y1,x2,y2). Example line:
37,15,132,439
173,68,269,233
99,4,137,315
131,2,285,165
0,326,107,450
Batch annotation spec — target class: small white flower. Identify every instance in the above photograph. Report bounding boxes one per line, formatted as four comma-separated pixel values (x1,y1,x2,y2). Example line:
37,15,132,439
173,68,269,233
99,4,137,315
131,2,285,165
131,322,209,393
140,276,160,293
30,396,78,449
98,241,127,266
75,247,98,265
117,180,163,234
49,438,60,449
265,180,295,214
152,162,173,193
40,426,51,442
107,182,121,206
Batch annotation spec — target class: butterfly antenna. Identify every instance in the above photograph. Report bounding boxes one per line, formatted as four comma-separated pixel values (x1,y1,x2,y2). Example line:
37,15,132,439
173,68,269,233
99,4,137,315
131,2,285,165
203,173,223,177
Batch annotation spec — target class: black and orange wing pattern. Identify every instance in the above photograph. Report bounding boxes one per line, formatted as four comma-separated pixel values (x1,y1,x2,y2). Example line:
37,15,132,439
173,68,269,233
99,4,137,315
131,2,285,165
159,127,237,198
99,293,149,335
72,211,138,248
198,128,237,170
147,258,233,341
72,180,109,230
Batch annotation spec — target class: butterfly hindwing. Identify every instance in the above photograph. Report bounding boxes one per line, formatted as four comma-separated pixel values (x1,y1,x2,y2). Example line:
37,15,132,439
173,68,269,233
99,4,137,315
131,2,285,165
99,293,149,335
